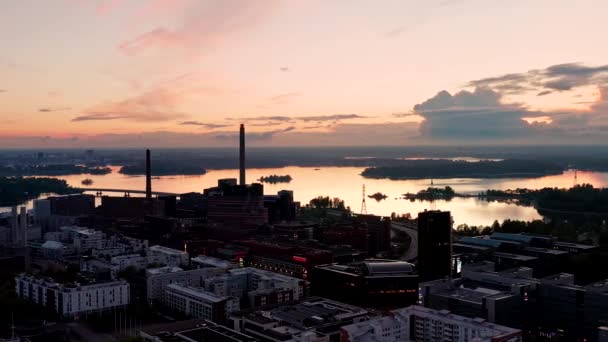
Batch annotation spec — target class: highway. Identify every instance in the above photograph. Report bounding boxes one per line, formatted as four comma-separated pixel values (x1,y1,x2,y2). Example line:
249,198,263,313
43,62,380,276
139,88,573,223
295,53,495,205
391,221,418,262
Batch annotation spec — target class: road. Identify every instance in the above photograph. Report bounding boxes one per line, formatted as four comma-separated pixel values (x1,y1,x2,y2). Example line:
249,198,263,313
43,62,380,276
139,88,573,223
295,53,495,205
391,221,418,262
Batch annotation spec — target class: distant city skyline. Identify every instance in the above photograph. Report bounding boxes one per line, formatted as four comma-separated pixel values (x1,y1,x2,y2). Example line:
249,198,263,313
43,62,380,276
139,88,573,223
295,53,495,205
2,0,608,147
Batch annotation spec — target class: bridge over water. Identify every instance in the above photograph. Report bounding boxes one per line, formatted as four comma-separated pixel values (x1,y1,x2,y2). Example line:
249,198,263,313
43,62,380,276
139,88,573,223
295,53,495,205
77,188,179,197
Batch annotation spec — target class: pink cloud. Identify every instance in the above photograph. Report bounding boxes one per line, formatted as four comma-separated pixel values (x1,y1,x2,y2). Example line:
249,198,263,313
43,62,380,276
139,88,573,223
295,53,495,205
73,73,218,122
117,0,279,58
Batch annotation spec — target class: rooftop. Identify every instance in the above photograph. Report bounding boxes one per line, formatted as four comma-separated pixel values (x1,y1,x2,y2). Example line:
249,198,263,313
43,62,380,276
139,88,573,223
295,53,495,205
150,245,188,256
586,279,608,294
147,266,184,275
395,306,521,336
191,255,234,269
165,283,228,303
316,259,416,277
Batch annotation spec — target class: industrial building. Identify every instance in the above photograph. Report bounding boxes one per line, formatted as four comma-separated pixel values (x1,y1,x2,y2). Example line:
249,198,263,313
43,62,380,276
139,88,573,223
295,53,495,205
312,259,418,308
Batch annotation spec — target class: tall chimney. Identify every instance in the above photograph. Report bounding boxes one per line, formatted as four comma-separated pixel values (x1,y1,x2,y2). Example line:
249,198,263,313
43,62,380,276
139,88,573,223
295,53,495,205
239,124,246,185
146,149,152,199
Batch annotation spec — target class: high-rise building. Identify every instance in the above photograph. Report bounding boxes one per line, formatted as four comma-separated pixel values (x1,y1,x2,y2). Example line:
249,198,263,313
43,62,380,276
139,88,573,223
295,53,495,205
418,210,452,281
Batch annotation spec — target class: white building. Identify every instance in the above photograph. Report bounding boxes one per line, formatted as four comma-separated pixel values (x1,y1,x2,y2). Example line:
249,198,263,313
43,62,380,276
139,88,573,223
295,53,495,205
111,254,148,272
204,267,306,308
340,306,522,342
146,266,227,302
148,245,189,267
59,226,104,252
15,273,129,318
163,283,240,322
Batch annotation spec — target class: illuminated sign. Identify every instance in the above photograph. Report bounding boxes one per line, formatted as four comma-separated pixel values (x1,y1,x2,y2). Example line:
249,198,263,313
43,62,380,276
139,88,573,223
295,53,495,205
293,256,307,263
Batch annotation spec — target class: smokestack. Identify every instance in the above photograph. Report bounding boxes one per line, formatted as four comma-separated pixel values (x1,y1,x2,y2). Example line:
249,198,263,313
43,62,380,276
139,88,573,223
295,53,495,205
146,149,152,199
239,124,246,185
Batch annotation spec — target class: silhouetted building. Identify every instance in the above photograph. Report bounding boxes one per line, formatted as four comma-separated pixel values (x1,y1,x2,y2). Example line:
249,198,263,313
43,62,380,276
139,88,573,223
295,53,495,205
234,239,333,279
264,190,298,223
418,210,452,281
158,195,177,217
205,180,267,228
352,214,391,256
99,196,164,219
312,259,418,308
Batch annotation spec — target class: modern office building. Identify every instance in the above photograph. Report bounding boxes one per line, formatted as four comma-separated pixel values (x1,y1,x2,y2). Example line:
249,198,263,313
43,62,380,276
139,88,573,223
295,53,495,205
418,210,452,281
163,283,240,323
148,245,189,267
340,306,522,342
58,226,104,252
15,273,129,318
204,267,306,309
312,259,418,308
146,265,229,302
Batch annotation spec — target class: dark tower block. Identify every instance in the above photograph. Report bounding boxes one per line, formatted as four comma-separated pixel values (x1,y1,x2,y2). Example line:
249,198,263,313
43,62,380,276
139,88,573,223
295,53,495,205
146,149,152,199
239,124,246,186
418,210,452,281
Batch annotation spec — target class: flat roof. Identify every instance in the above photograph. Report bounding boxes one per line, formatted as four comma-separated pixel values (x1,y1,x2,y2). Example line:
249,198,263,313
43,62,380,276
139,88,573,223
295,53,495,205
586,280,608,294
554,241,597,250
493,252,538,262
150,245,188,255
165,284,227,303
147,266,184,275
522,247,568,256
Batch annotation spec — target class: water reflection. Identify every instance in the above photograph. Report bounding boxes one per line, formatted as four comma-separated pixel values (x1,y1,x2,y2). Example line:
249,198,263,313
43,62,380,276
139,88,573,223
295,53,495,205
4,167,608,227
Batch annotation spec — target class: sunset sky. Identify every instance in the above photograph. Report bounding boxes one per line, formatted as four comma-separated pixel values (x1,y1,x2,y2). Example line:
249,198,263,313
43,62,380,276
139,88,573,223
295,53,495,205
2,0,608,147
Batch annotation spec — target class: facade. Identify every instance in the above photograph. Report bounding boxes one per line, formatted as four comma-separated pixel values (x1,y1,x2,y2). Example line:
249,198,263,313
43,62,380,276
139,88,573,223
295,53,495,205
205,180,268,227
340,306,522,342
204,267,306,309
148,245,189,267
418,210,452,281
146,266,228,301
163,283,239,323
15,273,129,318
312,259,418,308
58,226,104,252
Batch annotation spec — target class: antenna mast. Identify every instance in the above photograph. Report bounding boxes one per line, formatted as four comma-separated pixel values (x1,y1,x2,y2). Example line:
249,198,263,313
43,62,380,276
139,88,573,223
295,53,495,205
360,184,367,215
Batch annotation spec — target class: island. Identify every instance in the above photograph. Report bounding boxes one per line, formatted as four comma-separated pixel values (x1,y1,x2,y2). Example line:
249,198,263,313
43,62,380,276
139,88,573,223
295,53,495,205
81,178,94,186
119,163,207,176
482,184,608,218
0,177,82,206
0,164,111,176
403,186,456,201
368,192,388,201
258,174,293,184
361,159,563,180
